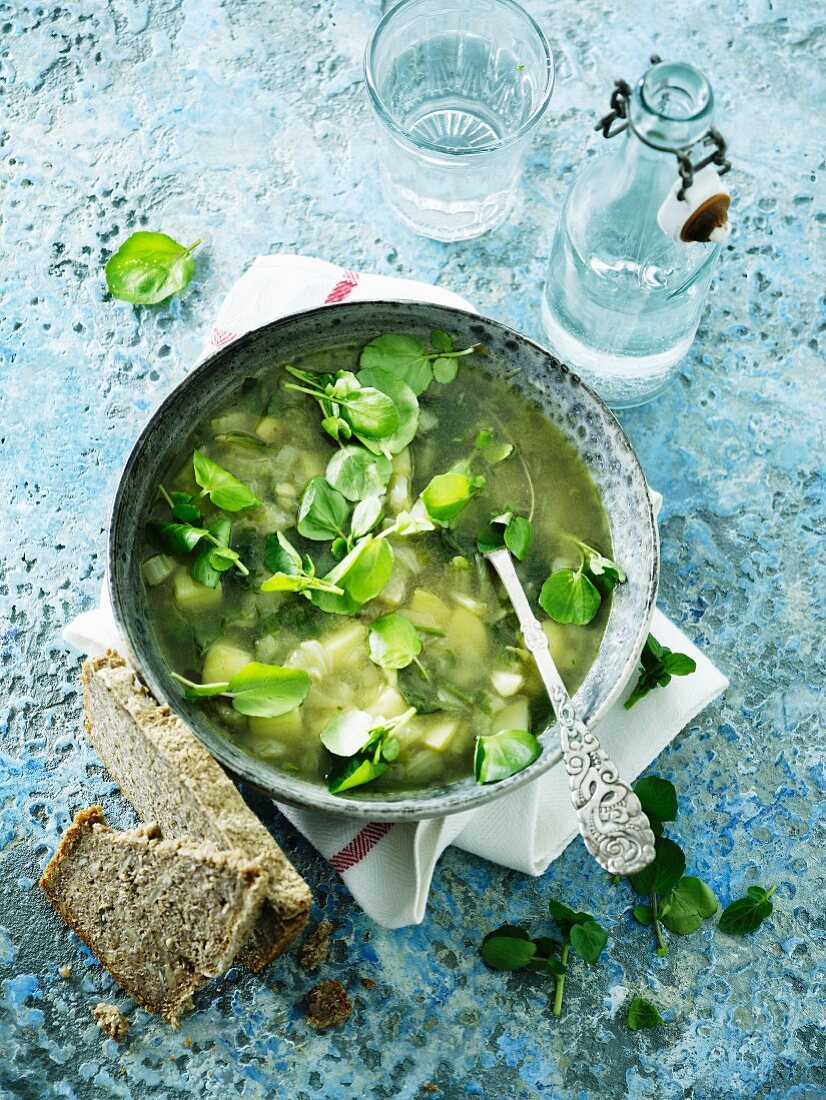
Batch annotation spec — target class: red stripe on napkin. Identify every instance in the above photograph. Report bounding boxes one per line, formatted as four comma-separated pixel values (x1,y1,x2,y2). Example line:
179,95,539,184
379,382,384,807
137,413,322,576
324,269,359,304
209,328,238,348
329,822,393,872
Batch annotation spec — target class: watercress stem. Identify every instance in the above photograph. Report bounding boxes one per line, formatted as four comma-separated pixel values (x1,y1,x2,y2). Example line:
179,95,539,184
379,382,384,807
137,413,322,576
553,941,569,1016
170,672,228,692
651,892,668,956
185,239,202,253
158,484,175,510
431,343,481,360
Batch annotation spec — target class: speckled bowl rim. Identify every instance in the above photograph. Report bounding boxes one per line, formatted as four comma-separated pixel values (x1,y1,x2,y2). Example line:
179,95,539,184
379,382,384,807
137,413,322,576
108,301,658,822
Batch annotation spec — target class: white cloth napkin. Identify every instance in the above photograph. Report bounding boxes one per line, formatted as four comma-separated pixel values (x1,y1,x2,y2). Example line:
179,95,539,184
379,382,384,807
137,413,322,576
64,255,729,928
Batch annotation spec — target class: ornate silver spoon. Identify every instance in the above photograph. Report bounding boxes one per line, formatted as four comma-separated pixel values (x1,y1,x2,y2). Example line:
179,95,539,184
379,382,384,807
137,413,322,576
485,547,655,875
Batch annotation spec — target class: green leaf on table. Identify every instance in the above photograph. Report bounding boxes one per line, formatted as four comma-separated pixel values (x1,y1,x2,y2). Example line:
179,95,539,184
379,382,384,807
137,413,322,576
718,885,776,935
359,334,433,396
297,477,351,541
629,836,686,898
660,876,718,935
326,446,393,502
104,231,200,305
368,613,422,670
632,904,653,926
633,775,678,825
627,996,664,1031
193,450,260,511
422,472,484,527
539,568,602,625
320,710,375,757
624,634,697,710
569,920,608,963
356,366,420,455
474,728,541,784
351,495,384,539
481,930,537,971
225,662,311,717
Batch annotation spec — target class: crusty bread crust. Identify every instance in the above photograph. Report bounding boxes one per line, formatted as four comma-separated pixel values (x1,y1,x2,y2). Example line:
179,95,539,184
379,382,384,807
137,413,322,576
40,807,267,1024
81,652,311,970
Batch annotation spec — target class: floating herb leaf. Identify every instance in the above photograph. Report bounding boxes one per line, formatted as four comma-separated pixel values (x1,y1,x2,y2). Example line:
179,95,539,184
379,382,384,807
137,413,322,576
474,728,541,784
322,706,416,793
718,885,776,935
368,614,422,670
105,231,200,305
478,510,532,561
297,477,350,541
172,662,311,718
475,429,514,466
539,567,601,625
326,446,393,502
627,996,664,1031
193,450,261,511
624,635,697,710
356,366,419,455
422,471,485,527
159,485,201,524
359,332,481,395
351,495,384,539
147,519,210,555
261,532,344,597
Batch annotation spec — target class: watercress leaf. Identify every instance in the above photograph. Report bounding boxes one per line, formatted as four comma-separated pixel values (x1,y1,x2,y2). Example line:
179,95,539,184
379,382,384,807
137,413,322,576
368,613,422,670
340,387,400,440
477,523,506,554
480,935,537,971
629,836,686,898
105,231,199,305
660,876,719,934
381,736,401,762
264,531,302,575
422,472,477,526
539,569,602,625
632,904,653,926
627,997,664,1031
327,754,389,794
182,681,229,699
539,956,567,977
718,885,776,935
214,430,271,450
482,925,530,945
326,446,393,501
504,516,532,561
193,450,260,512
430,329,453,352
530,936,558,960
548,900,582,931
475,429,514,465
166,490,201,523
321,415,352,443
393,498,436,536
146,519,209,555
474,728,541,784
260,572,307,593
359,333,432,396
663,652,698,676
226,663,311,718
320,710,375,757
570,919,608,964
432,357,458,384
190,520,232,588
356,367,420,456
297,477,351,541
633,775,678,823
340,537,394,604
351,495,384,539
582,545,627,585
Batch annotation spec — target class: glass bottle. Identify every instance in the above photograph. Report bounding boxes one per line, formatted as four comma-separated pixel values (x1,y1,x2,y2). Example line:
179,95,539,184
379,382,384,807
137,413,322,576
541,60,730,408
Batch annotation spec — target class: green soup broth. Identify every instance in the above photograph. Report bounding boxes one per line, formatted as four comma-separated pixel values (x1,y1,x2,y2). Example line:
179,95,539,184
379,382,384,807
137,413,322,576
141,340,613,795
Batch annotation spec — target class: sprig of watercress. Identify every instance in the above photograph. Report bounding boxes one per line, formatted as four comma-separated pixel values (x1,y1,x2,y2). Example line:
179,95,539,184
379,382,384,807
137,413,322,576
105,231,200,305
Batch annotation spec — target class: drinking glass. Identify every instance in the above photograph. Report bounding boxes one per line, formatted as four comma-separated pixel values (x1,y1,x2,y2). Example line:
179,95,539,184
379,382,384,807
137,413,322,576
364,0,554,241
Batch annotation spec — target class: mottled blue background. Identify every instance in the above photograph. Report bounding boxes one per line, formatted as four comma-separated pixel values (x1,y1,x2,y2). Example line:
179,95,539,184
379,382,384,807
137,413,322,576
1,1,824,1097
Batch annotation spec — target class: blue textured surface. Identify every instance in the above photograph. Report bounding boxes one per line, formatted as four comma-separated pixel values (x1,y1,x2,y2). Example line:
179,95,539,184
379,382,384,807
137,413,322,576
1,1,824,1098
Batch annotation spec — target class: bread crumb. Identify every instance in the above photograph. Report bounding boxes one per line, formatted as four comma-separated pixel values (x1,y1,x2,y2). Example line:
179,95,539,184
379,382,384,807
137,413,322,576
360,977,376,989
306,980,351,1029
183,1038,193,1048
423,1087,439,1094
298,919,332,971
58,964,73,979
91,1003,130,1042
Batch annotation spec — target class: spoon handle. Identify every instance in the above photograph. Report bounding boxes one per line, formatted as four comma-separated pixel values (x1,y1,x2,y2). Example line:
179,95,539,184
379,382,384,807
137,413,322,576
486,549,655,876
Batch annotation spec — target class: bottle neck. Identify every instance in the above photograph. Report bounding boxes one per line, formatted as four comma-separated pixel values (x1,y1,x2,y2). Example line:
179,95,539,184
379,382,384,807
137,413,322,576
629,61,715,152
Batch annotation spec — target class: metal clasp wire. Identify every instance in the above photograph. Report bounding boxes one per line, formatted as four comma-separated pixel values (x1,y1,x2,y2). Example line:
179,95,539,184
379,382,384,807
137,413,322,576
594,55,731,200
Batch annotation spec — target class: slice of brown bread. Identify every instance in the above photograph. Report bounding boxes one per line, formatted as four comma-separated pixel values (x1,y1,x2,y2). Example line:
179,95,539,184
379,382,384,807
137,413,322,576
40,807,266,1025
81,652,311,970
